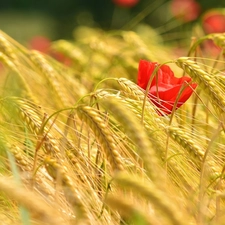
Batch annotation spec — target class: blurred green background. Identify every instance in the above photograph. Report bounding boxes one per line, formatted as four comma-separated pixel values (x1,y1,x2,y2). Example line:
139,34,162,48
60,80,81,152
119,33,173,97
0,0,224,44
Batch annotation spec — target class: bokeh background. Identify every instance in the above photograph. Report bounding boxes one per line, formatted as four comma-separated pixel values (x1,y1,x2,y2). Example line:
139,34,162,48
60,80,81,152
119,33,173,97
0,0,225,44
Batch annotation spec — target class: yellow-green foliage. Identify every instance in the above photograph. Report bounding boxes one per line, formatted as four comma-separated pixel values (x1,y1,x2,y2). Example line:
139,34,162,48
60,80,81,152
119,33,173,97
1,27,225,225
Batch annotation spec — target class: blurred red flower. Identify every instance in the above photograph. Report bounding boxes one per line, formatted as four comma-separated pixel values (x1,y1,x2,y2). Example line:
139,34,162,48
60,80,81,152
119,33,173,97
137,60,197,115
112,0,139,8
202,10,225,34
28,36,51,54
170,0,201,22
28,36,72,66
202,40,222,56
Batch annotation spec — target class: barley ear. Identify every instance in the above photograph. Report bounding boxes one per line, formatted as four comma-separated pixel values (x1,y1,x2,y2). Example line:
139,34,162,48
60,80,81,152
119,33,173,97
0,176,66,225
0,34,19,64
117,77,146,101
51,40,87,65
176,57,225,115
114,172,188,225
44,157,87,221
100,96,161,181
167,126,204,169
76,105,123,173
0,53,36,102
29,50,70,107
210,33,225,49
105,194,153,225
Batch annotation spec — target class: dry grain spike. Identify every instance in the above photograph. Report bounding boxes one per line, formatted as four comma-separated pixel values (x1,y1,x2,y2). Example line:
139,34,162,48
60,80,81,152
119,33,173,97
117,77,158,117
15,99,62,158
94,91,203,195
176,57,225,114
44,157,87,222
100,96,160,181
0,34,19,64
0,52,36,102
167,126,204,169
105,194,153,225
94,90,162,156
0,176,67,225
16,99,92,177
29,50,70,108
51,40,86,65
114,172,187,225
8,144,31,170
17,102,42,136
167,126,220,177
210,33,225,49
76,105,123,172
118,77,146,101
188,33,225,57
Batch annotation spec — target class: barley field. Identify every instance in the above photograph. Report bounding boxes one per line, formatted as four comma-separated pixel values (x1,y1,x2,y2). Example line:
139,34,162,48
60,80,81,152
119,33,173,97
1,19,225,225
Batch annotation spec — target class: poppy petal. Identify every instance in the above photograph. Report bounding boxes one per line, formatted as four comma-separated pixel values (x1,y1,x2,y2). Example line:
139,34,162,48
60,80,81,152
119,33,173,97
137,59,197,115
137,60,158,89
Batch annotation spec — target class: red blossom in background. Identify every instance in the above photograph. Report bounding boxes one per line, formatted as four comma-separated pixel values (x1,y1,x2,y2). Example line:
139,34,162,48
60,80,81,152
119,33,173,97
202,10,225,34
137,60,197,115
28,36,51,54
112,0,139,8
28,36,72,66
170,0,201,22
201,10,225,55
202,40,222,56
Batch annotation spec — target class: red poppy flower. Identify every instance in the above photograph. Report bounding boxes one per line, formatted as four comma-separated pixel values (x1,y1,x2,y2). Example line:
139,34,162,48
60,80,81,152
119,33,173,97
202,10,225,34
137,60,197,115
112,0,139,8
170,0,201,22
